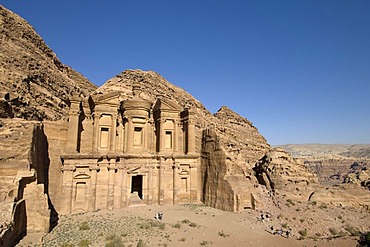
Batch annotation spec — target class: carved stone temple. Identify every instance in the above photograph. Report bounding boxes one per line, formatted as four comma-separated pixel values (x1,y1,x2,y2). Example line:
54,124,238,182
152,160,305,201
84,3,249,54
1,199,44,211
60,83,199,214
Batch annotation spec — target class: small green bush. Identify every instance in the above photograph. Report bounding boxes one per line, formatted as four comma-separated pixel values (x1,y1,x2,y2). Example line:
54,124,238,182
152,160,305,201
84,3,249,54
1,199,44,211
218,230,229,237
79,222,90,231
181,219,190,224
328,227,338,236
344,225,361,236
173,222,181,228
310,201,317,206
78,239,91,247
358,231,370,247
105,235,124,247
298,228,307,237
189,222,197,228
137,239,146,247
60,243,73,247
286,199,295,206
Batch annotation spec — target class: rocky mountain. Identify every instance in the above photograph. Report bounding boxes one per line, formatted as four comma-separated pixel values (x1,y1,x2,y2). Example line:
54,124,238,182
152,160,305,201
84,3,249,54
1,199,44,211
277,144,370,159
0,4,97,120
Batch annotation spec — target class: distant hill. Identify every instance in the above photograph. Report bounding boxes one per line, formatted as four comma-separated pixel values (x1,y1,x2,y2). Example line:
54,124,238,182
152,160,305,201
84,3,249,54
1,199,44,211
277,144,370,186
276,144,370,159
0,4,97,120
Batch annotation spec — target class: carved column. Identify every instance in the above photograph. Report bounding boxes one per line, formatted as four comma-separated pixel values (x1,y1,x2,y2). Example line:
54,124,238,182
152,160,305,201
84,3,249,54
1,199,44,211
148,117,154,152
178,122,184,154
172,163,179,204
127,117,134,153
92,113,100,152
189,163,197,202
107,166,115,210
110,114,117,151
144,120,149,152
66,97,81,153
114,167,122,209
62,165,75,214
158,158,164,205
117,120,124,153
159,118,165,153
173,119,178,153
121,166,128,207
147,164,154,205
187,111,196,154
88,166,98,212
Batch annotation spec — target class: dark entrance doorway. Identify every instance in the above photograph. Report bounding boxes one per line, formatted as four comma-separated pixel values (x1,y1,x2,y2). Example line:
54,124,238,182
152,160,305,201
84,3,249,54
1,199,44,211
131,175,143,199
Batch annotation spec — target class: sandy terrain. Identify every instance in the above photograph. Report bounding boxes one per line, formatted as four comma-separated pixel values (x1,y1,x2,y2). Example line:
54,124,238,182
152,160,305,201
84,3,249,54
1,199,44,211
16,202,365,247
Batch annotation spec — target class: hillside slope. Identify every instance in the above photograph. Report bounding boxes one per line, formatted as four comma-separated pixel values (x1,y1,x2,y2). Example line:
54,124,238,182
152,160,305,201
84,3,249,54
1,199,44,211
0,4,97,120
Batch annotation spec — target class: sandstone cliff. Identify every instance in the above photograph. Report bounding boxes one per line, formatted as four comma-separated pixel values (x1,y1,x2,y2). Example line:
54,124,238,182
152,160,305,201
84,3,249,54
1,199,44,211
0,4,97,121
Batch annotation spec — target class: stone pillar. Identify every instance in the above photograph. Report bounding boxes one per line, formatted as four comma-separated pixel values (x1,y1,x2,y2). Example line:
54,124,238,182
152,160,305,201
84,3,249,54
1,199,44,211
189,163,197,202
62,166,75,214
123,120,128,152
147,164,154,205
126,117,134,153
178,121,184,154
92,113,100,152
158,158,164,205
114,168,122,209
110,114,117,151
88,166,98,212
148,118,154,152
187,111,196,154
173,163,179,204
117,120,124,153
107,166,115,210
173,119,178,153
121,166,128,207
144,120,149,152
159,119,165,153
66,97,81,153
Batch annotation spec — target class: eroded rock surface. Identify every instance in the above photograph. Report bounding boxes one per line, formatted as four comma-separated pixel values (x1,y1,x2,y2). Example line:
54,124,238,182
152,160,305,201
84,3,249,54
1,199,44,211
0,5,97,120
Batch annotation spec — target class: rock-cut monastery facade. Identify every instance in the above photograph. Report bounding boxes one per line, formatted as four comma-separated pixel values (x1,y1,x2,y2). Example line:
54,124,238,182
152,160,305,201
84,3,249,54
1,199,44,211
60,83,199,214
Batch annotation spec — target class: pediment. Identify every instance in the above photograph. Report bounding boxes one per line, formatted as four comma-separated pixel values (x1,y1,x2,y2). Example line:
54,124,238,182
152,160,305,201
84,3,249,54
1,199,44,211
153,98,181,112
127,166,141,174
93,91,121,105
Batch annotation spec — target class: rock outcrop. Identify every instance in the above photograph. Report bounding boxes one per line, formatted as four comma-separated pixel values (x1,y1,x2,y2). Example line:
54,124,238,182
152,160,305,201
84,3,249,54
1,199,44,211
253,148,319,200
0,5,97,121
0,5,96,245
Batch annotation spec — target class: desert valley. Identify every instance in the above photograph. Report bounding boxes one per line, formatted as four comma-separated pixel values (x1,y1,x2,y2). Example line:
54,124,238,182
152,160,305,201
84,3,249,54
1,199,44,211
0,4,369,247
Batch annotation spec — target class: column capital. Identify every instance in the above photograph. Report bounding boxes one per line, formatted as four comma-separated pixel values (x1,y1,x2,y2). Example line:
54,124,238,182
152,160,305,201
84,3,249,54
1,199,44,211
89,166,100,171
62,166,76,172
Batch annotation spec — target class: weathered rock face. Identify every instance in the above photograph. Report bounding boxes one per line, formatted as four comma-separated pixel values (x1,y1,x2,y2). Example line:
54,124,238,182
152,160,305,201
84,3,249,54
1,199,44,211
253,148,319,200
343,162,370,190
310,184,370,209
279,144,370,186
279,144,370,208
0,119,51,245
0,5,97,121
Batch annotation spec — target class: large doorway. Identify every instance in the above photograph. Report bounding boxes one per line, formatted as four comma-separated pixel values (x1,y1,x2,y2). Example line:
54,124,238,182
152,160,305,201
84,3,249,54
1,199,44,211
131,175,143,200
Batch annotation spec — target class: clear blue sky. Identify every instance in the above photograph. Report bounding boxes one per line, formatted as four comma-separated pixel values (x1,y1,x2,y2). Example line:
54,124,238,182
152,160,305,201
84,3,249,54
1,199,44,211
2,0,370,145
